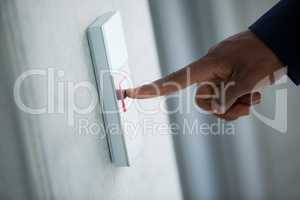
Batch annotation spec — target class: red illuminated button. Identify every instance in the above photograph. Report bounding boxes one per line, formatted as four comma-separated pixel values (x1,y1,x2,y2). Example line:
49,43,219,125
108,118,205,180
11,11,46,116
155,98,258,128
118,77,127,112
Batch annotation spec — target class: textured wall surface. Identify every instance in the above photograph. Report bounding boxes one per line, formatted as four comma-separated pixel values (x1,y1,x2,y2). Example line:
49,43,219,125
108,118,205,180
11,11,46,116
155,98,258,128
0,0,182,199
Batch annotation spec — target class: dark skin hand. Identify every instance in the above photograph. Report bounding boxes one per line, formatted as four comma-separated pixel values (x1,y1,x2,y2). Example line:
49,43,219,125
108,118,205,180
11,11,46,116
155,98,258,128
123,30,285,121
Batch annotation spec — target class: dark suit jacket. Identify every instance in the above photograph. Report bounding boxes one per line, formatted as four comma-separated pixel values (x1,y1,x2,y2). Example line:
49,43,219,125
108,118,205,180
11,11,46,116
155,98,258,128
249,0,300,84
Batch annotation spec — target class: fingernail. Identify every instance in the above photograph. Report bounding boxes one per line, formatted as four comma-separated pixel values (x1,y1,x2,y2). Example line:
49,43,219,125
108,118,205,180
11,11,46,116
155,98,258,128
212,100,220,113
212,100,225,114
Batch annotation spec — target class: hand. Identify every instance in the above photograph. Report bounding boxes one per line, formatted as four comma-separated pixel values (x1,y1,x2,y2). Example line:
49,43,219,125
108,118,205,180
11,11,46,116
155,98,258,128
124,30,285,121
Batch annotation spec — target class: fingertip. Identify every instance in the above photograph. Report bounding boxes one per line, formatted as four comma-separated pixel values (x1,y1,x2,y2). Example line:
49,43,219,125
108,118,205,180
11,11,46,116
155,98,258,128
123,89,128,99
116,89,127,100
116,89,122,100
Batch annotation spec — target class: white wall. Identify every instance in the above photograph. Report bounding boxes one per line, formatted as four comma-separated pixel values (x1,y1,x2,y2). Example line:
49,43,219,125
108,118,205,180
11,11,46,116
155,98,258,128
0,0,182,199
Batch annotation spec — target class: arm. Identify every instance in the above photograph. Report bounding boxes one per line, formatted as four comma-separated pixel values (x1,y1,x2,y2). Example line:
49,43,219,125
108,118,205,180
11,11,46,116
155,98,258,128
250,0,300,84
124,1,300,120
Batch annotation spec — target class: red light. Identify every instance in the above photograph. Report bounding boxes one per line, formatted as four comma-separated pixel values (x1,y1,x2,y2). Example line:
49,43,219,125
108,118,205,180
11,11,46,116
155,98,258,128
118,77,127,112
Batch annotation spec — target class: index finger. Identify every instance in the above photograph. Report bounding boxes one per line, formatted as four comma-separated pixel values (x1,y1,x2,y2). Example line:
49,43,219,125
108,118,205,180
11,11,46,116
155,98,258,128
125,57,216,99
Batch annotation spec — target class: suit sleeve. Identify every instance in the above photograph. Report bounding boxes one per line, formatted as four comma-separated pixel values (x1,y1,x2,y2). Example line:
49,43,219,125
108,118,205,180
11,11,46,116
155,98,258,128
249,0,300,85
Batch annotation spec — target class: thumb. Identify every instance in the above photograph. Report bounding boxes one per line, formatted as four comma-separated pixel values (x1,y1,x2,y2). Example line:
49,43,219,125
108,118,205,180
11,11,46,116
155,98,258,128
212,81,249,114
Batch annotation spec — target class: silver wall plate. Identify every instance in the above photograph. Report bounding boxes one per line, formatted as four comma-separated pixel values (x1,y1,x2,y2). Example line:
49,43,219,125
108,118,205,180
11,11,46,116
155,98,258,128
87,11,130,167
